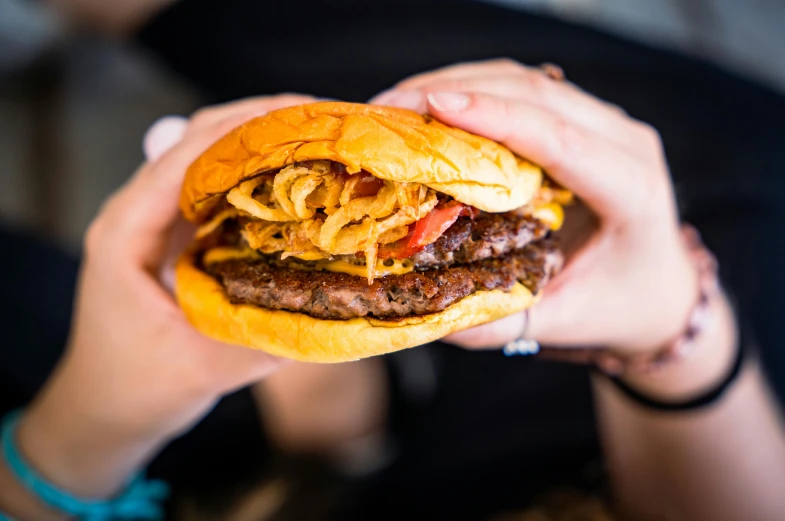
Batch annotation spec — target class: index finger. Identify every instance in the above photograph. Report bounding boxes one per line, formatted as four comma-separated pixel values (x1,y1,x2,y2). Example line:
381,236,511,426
424,91,667,223
372,60,640,154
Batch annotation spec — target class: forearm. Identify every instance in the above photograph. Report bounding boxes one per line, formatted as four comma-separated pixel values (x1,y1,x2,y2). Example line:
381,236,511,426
0,413,150,521
254,359,388,455
0,366,183,519
594,294,785,521
0,459,65,521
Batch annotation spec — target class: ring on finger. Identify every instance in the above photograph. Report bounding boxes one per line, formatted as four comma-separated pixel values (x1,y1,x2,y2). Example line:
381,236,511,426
539,63,566,82
503,309,540,356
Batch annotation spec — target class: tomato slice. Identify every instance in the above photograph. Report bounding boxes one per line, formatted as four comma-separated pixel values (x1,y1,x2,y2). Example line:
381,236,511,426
379,201,473,259
408,204,464,247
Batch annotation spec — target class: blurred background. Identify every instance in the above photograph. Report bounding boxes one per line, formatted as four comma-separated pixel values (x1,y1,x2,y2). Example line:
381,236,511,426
1,0,785,249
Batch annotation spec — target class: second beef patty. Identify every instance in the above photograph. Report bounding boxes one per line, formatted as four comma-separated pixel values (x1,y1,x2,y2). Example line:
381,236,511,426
206,238,562,320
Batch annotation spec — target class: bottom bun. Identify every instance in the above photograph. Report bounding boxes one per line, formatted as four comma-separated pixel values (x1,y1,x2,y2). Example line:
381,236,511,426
175,252,536,363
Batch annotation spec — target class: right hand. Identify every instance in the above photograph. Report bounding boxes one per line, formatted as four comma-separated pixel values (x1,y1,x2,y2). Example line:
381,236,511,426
372,60,700,356
15,94,316,499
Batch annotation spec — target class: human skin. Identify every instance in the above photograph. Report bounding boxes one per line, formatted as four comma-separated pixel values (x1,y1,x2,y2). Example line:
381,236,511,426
2,61,785,521
0,94,314,520
372,59,785,521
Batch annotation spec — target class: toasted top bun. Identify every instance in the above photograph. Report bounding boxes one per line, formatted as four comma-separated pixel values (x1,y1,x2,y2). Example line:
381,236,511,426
175,251,535,362
180,101,543,222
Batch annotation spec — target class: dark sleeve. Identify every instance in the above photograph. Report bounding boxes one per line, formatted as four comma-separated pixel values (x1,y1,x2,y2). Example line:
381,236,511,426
0,226,77,414
649,72,785,400
135,0,416,103
135,0,265,102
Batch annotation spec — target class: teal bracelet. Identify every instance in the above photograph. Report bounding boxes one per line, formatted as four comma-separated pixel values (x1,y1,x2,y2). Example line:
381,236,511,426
0,410,170,521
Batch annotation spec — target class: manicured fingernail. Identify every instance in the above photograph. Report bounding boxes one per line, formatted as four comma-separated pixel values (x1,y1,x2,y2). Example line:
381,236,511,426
143,115,188,162
427,92,469,112
159,265,176,294
373,90,424,111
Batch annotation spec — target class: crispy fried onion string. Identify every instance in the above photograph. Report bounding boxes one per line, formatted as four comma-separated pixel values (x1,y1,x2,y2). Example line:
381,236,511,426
227,176,291,222
220,161,439,282
195,208,239,239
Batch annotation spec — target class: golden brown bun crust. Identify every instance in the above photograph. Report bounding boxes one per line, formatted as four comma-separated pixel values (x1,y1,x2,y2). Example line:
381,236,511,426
175,252,536,362
180,102,542,222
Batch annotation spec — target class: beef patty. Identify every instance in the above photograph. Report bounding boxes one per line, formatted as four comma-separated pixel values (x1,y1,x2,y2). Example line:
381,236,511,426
206,239,562,320
409,212,549,268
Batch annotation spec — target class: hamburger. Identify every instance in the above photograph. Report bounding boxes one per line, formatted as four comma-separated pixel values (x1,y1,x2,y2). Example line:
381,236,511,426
175,102,571,362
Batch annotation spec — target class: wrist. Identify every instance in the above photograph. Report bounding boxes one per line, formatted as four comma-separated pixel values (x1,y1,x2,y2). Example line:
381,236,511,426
14,367,199,500
615,291,738,402
16,404,165,500
2,405,170,520
0,455,66,521
620,233,701,354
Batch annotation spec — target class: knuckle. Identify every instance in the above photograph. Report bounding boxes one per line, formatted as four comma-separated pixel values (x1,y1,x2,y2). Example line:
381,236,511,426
189,105,222,129
606,102,629,118
635,120,663,148
83,192,121,258
626,164,670,222
428,78,473,93
83,219,105,260
526,69,552,92
500,98,523,131
84,193,130,262
490,57,524,72
549,115,583,164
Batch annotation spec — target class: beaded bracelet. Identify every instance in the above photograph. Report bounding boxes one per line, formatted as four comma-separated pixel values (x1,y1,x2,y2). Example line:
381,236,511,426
505,224,745,411
0,410,169,521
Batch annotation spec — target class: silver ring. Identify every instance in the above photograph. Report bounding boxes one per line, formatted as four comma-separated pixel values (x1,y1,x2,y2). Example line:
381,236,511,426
503,309,540,356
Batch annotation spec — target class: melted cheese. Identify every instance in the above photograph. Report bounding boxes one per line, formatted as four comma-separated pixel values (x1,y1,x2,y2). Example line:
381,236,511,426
203,247,260,265
317,258,414,278
195,208,239,239
530,202,564,231
202,247,414,278
290,252,328,261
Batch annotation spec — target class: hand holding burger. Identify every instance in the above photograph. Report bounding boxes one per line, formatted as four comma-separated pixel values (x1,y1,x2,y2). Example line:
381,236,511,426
3,95,314,509
176,101,571,362
173,64,730,381
4,64,783,521
372,59,738,399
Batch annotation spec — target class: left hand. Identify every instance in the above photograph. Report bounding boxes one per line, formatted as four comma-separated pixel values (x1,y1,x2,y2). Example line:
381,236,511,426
16,94,316,501
371,59,700,356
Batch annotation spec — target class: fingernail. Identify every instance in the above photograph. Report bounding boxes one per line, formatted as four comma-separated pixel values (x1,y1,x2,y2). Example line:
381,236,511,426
427,92,469,112
373,90,424,111
159,264,176,294
143,116,189,162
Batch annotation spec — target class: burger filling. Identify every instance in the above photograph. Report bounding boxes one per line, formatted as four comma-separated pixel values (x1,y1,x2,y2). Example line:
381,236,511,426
195,160,570,320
